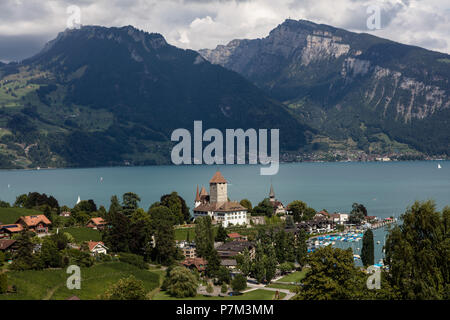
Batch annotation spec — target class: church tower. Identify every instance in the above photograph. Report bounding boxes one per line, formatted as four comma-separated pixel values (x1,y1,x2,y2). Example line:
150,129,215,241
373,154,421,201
269,183,275,203
209,170,228,204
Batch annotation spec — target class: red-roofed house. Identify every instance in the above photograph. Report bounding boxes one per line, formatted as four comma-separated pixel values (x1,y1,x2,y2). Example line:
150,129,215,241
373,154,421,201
16,215,51,234
86,217,106,230
0,239,17,252
182,257,208,272
0,224,24,239
227,233,247,241
87,241,108,255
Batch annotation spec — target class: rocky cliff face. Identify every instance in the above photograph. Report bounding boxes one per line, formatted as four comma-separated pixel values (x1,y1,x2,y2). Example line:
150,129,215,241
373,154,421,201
199,19,450,155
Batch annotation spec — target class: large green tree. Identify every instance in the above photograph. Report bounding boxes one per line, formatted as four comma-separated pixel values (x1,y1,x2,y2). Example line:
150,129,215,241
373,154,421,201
361,229,374,267
384,201,449,299
149,205,178,265
164,266,198,298
295,246,364,300
101,276,147,300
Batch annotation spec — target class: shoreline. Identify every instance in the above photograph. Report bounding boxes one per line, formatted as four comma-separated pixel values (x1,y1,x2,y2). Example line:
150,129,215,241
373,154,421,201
0,158,448,172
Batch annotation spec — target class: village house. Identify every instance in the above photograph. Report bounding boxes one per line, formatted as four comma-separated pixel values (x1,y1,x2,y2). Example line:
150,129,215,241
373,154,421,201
268,184,286,215
87,241,108,255
59,211,71,217
86,217,107,230
176,241,197,259
193,171,248,227
0,239,17,253
182,257,208,272
227,233,247,241
216,241,255,260
0,224,23,239
16,215,51,235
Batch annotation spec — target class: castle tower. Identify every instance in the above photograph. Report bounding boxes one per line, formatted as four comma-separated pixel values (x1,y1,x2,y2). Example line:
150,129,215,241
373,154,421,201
209,170,228,204
194,185,201,208
269,183,275,202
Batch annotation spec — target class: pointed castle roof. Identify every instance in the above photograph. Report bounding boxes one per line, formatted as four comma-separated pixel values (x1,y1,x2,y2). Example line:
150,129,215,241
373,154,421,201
195,185,200,202
200,186,208,196
210,170,227,184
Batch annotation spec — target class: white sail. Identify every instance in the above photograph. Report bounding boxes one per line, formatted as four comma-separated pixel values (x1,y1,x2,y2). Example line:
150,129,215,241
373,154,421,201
77,195,81,204
438,163,442,169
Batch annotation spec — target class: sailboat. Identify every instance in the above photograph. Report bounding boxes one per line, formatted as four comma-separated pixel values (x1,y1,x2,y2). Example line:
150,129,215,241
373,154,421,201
76,195,81,204
438,163,442,169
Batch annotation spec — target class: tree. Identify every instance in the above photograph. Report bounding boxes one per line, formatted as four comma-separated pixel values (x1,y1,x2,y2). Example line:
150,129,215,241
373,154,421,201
361,229,374,267
253,243,266,283
240,199,252,212
252,198,274,217
0,273,7,294
294,246,364,300
160,192,190,224
215,224,228,242
384,201,449,299
295,229,308,267
349,203,367,224
265,245,277,283
194,216,214,258
40,238,63,268
122,192,141,216
11,230,41,270
221,283,228,294
287,200,315,222
101,276,147,300
236,248,252,276
149,206,178,265
216,266,231,285
206,282,214,294
231,274,247,292
164,266,198,298
128,208,152,257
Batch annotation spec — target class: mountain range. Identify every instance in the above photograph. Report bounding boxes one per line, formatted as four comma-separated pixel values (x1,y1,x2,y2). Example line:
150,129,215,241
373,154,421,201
0,20,449,169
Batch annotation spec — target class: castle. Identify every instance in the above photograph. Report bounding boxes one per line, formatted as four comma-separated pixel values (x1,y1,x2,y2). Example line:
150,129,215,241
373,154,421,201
193,171,248,227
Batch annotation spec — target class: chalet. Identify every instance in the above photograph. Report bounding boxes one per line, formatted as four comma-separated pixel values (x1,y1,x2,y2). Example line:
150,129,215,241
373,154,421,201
60,211,71,217
16,215,52,235
87,241,108,255
220,259,238,269
227,233,247,241
0,239,17,253
216,241,255,260
182,257,207,272
0,224,23,239
86,217,106,230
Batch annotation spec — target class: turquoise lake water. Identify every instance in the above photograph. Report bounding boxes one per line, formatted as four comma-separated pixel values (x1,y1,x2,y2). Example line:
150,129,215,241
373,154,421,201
1,161,448,216
1,161,448,262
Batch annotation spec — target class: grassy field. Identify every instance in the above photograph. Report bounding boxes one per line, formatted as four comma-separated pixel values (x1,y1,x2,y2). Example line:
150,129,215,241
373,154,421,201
0,262,160,300
0,207,42,224
63,227,102,243
278,270,308,283
266,283,298,292
152,289,285,300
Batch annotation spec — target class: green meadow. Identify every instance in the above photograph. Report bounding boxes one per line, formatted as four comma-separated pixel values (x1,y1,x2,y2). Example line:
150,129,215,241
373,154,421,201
63,227,102,243
0,207,42,224
0,262,160,300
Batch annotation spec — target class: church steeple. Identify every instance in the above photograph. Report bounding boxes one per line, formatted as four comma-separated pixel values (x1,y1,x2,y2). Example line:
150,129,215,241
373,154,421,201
269,183,275,202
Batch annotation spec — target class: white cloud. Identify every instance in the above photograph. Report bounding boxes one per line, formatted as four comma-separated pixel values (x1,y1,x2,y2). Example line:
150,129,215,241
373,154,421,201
0,0,449,61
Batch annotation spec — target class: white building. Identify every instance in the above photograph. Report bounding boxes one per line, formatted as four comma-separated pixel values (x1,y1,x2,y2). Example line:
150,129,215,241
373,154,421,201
193,171,248,227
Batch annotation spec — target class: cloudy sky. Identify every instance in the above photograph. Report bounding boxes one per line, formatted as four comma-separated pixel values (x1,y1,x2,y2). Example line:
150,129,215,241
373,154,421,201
0,0,449,62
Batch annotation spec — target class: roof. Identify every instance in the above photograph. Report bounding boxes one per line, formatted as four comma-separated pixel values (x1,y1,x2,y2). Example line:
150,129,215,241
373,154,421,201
216,241,254,254
210,170,227,184
227,233,244,239
87,241,107,252
195,185,200,202
194,201,247,213
221,259,237,266
200,186,208,196
17,215,51,227
0,239,16,250
269,184,275,198
182,257,208,271
89,217,106,225
0,224,24,233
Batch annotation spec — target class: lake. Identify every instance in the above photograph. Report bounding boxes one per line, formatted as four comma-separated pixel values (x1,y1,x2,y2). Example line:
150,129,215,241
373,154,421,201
1,161,448,263
1,161,448,217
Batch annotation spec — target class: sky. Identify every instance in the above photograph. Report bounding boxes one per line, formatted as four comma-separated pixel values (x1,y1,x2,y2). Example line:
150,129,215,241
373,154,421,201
0,0,449,62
